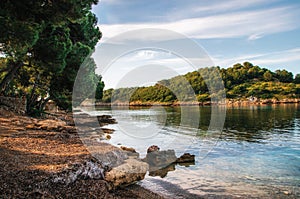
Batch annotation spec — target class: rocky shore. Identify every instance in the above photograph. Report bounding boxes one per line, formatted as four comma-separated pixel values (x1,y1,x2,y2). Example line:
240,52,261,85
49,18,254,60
0,107,164,198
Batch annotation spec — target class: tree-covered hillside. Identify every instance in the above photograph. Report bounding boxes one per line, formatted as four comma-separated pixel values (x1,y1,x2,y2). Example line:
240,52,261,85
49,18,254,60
102,62,300,103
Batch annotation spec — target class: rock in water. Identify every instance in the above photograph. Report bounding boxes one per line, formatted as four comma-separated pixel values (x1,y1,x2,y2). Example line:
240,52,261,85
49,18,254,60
144,150,177,168
147,145,160,153
176,153,195,163
104,159,148,188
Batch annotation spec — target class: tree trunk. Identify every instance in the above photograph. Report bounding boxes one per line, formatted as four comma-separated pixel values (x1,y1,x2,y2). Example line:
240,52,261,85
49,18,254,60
26,80,38,115
0,61,23,93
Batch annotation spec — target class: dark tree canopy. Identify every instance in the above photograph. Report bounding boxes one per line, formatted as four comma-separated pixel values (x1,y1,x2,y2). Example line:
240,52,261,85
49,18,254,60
0,0,103,115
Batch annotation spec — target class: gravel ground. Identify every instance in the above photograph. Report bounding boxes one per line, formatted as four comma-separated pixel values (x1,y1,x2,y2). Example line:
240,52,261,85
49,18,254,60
0,107,164,199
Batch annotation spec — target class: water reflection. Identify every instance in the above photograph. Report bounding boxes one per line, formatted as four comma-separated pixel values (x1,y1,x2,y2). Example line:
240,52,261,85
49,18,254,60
149,161,196,178
149,163,176,178
160,104,300,143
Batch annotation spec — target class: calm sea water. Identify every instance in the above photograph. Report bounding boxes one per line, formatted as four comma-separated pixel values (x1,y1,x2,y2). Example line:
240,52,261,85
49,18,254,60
89,105,300,198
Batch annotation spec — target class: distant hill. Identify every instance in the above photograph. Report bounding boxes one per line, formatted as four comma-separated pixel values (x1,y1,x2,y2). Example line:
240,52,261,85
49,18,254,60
101,62,300,104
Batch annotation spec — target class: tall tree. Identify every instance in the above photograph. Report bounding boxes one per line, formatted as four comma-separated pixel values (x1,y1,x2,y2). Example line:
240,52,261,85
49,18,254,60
275,69,293,83
0,0,101,115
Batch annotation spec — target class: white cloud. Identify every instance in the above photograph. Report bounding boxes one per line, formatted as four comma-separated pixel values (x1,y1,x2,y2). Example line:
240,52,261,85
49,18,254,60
248,33,264,41
99,6,299,42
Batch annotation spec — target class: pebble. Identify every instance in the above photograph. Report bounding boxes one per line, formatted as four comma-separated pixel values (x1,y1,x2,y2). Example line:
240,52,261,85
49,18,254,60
283,191,290,195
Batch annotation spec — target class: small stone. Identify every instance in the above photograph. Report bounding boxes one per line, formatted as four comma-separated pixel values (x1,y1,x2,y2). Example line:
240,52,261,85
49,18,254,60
147,145,160,153
106,134,111,140
25,125,36,130
120,146,136,153
283,191,290,195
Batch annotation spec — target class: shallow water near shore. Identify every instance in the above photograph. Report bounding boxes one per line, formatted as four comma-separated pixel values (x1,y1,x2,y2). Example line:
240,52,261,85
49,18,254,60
84,104,300,198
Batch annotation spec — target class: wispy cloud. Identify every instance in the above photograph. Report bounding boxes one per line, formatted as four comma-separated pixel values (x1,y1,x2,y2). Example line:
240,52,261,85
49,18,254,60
213,48,300,68
99,6,299,42
165,0,278,21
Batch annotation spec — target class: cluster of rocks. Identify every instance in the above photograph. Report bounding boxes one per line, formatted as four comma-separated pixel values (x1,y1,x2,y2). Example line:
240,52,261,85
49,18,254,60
21,113,118,142
61,143,196,189
37,113,149,189
21,112,195,190
143,145,195,165
73,113,116,127
119,144,195,179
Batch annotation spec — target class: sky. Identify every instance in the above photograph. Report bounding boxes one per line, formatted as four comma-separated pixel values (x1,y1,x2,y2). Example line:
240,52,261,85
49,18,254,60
92,0,300,89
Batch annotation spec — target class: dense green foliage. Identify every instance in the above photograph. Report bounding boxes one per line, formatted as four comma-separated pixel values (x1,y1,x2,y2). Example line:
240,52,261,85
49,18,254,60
103,62,300,103
0,0,104,114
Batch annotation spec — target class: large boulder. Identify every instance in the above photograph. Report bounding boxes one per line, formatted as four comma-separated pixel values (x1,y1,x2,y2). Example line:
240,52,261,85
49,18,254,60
104,158,148,188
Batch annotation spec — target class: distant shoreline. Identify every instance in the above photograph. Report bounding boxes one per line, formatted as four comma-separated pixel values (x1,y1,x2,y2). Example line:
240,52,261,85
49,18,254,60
82,98,300,107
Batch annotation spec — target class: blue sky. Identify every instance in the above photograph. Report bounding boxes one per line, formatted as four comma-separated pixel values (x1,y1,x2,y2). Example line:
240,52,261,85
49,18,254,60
92,0,300,89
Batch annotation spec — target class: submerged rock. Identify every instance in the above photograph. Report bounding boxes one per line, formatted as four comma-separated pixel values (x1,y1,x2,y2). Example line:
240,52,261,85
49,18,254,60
104,158,148,188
